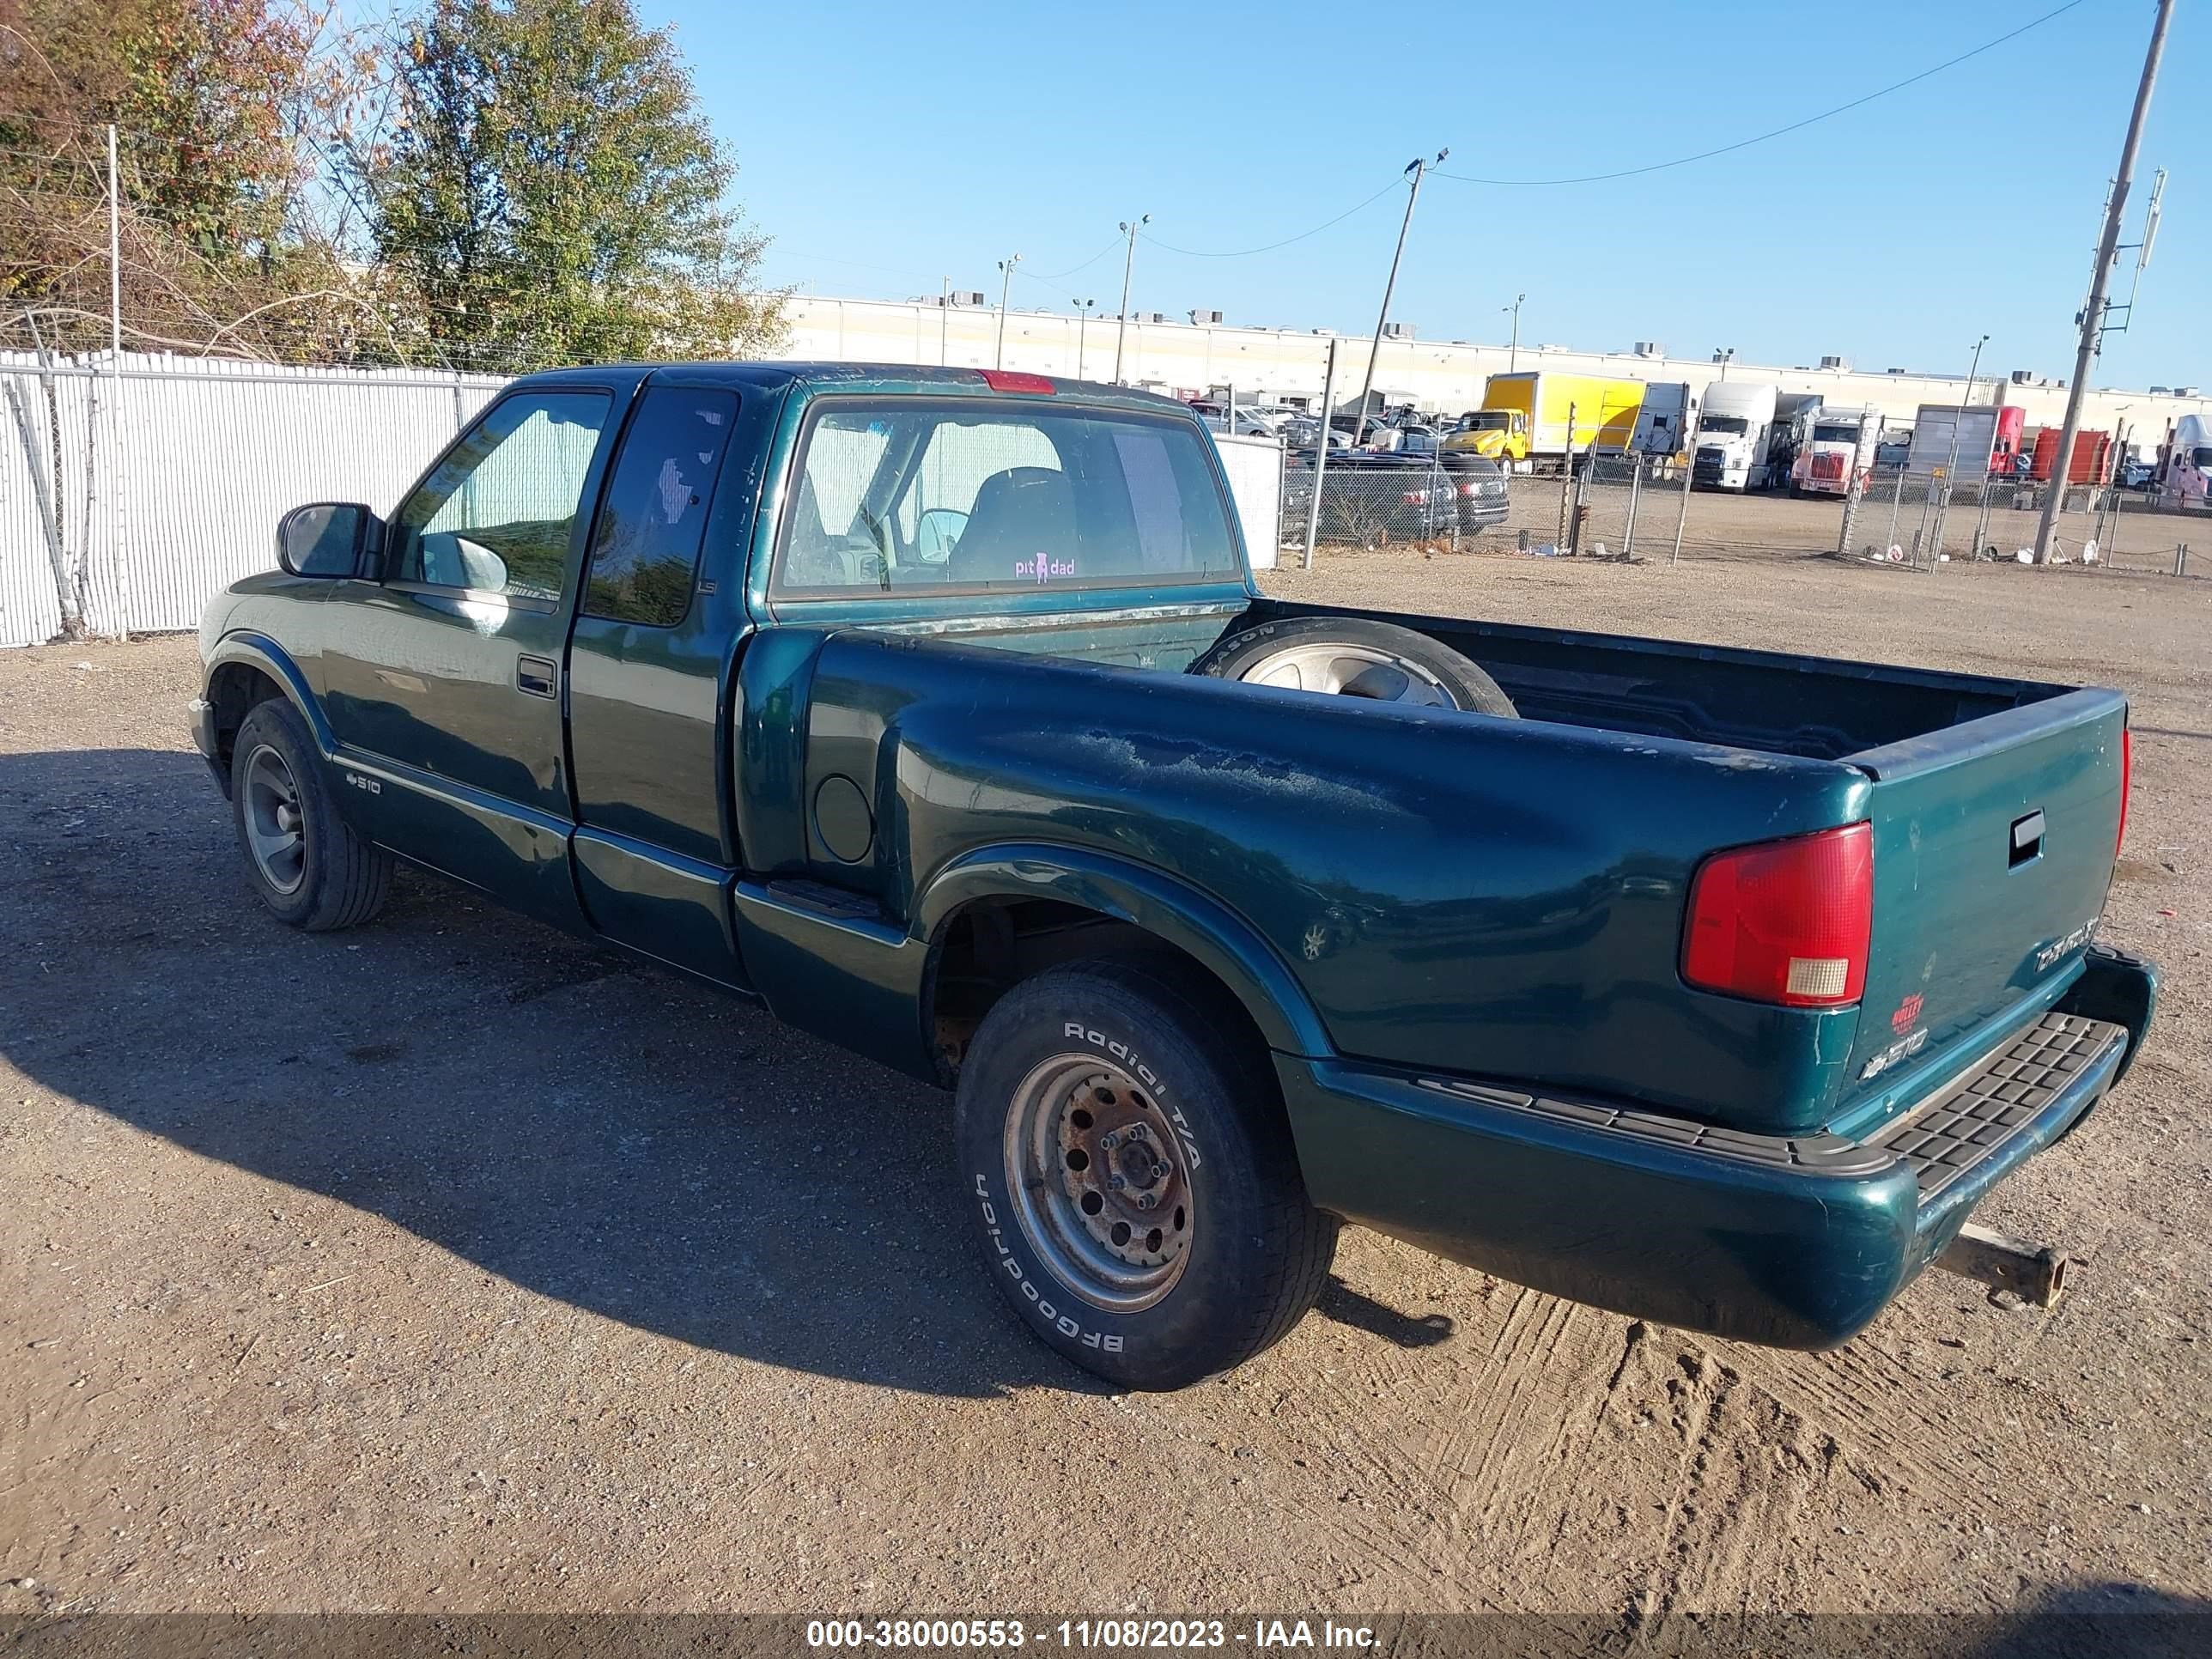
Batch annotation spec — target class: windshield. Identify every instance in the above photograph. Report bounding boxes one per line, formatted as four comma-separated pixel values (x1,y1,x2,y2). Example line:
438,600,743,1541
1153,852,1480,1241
1812,422,1862,443
776,397,1240,595
1457,411,1512,431
1700,416,1749,436
2192,447,2212,468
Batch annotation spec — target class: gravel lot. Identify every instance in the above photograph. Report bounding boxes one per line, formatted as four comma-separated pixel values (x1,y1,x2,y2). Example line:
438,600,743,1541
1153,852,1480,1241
4,549,2209,1625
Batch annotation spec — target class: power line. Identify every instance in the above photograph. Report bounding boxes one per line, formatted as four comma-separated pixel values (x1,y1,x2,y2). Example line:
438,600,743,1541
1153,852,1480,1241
1027,236,1122,281
1137,177,1406,259
1434,0,2087,188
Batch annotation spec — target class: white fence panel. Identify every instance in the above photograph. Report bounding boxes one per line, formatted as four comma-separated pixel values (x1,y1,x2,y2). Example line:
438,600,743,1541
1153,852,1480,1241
1213,432,1283,571
1,353,508,647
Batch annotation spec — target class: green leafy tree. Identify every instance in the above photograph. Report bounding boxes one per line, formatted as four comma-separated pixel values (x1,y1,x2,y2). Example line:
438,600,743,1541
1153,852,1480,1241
360,0,782,370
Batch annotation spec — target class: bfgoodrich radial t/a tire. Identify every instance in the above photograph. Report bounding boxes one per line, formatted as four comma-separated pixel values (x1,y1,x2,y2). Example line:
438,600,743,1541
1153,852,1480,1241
955,957,1338,1389
1192,615,1519,715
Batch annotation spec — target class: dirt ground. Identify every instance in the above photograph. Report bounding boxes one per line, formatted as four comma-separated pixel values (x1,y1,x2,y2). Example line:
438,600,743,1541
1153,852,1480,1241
3,549,2209,1626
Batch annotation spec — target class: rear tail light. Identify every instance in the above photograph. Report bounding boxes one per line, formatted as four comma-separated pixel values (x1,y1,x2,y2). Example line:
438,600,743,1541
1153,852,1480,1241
978,370,1054,394
2118,726,2132,857
1682,823,1873,1007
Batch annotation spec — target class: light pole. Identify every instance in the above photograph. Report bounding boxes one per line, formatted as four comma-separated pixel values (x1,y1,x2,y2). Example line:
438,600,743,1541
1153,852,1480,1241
994,255,1021,369
1504,293,1524,374
1939,333,1990,494
1075,299,1096,380
1714,346,1735,380
939,276,951,366
1113,216,1149,384
1353,149,1446,447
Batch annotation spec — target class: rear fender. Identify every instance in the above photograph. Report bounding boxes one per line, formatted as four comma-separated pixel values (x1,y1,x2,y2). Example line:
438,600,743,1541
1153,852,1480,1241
915,843,1334,1061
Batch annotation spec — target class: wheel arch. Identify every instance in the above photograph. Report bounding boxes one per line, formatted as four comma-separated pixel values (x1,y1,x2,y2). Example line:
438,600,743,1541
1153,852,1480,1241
913,844,1334,1079
204,633,333,776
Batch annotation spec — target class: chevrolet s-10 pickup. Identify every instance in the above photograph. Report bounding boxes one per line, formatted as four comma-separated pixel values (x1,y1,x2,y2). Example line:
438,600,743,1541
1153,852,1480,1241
192,362,2155,1389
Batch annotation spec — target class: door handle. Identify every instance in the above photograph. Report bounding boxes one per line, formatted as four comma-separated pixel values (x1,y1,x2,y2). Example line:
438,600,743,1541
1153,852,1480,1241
515,654,558,699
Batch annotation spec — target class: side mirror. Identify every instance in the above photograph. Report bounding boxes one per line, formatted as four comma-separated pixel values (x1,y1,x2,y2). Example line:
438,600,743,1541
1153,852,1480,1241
277,502,380,578
915,507,969,563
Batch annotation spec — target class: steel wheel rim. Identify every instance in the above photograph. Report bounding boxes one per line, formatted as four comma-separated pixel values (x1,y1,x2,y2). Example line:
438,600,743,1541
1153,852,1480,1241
1236,641,1459,707
242,744,307,896
1003,1053,1194,1313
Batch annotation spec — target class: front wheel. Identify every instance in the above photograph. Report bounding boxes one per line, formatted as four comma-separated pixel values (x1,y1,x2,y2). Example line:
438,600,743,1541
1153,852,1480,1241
229,698,393,931
955,958,1338,1389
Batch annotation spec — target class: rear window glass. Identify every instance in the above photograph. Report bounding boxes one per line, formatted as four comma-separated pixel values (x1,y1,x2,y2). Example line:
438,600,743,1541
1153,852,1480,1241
773,398,1239,595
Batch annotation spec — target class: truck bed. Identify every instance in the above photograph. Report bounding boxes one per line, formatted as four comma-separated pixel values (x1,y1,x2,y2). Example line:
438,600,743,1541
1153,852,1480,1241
800,593,2125,1146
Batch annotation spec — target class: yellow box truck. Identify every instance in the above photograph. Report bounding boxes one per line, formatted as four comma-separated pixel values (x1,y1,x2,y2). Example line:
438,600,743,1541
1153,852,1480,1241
1443,373,1647,469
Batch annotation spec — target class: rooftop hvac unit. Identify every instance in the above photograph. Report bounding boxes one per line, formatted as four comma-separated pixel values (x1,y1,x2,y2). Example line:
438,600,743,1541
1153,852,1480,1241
1310,327,1335,336
936,290,984,307
1141,311,1170,324
2010,368,2037,385
1820,355,1849,370
1190,308,1224,325
2151,386,2172,395
2179,386,2201,397
1886,367,1906,374
1381,321,1415,340
1632,341,1664,357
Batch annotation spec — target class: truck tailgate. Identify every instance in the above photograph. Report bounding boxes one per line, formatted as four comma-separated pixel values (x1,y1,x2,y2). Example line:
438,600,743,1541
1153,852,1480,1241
1840,689,2128,1115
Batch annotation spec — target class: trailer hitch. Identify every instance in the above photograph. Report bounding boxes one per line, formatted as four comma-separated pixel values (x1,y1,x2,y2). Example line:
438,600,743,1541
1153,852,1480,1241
1934,1222,2069,1309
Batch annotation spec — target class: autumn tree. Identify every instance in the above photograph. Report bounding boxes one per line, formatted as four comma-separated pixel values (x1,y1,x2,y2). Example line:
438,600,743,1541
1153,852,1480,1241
358,0,782,370
0,0,380,357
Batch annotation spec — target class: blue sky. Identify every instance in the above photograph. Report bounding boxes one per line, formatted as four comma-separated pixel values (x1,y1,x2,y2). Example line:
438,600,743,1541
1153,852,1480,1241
650,0,2203,389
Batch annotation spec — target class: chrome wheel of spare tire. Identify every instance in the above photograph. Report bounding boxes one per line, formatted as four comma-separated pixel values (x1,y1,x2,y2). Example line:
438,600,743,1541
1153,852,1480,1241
1190,615,1521,717
1003,1052,1194,1312
241,742,308,895
1231,639,1458,706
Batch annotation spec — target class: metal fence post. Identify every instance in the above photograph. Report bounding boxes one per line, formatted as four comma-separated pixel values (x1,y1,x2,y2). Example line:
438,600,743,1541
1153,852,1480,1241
1836,471,1862,557
1302,340,1339,569
1670,447,1693,564
1555,403,1577,552
1971,480,1996,565
1621,454,1644,557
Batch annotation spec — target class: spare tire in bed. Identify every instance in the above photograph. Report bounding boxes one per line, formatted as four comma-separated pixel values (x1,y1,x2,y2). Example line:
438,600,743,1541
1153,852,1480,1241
1192,616,1519,717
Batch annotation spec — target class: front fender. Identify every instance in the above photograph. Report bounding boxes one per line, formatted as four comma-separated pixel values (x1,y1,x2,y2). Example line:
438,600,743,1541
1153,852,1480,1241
914,842,1334,1059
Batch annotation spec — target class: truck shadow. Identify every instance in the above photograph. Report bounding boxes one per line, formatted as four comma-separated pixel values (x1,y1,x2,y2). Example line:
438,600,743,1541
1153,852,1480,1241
2,747,1419,1400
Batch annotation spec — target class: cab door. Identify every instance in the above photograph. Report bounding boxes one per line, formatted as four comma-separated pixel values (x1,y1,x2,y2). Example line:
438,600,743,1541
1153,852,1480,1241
321,384,625,925
564,378,762,988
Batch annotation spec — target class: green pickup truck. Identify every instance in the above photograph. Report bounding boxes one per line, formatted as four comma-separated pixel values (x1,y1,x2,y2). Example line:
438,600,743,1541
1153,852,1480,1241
191,362,2154,1390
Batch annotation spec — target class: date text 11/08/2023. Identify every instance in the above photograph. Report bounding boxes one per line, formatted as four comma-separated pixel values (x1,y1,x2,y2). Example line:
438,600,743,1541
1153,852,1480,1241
804,1619,1378,1650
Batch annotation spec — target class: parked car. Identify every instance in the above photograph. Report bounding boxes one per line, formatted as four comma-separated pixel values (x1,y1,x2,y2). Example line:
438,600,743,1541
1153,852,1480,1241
193,361,2153,1391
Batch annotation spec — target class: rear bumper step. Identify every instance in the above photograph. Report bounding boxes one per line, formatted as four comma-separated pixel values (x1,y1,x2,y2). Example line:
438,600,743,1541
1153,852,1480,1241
1277,1009,2131,1351
1867,1012,2128,1206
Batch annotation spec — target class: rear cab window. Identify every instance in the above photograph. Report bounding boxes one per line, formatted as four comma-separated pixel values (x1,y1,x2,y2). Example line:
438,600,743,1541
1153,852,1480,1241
771,397,1240,599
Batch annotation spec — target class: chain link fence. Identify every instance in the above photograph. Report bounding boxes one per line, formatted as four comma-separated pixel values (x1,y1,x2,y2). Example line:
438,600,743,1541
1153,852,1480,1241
1275,440,2206,578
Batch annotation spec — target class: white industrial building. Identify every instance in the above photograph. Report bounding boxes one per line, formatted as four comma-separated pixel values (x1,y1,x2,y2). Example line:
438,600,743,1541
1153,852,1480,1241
778,294,2211,448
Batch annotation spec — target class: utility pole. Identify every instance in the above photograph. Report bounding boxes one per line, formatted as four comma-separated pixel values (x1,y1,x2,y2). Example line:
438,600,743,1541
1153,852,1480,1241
1303,338,1340,571
1113,216,1149,384
2034,0,2173,564
1504,293,1524,374
1353,150,1445,447
106,124,122,356
994,256,1020,369
939,276,951,367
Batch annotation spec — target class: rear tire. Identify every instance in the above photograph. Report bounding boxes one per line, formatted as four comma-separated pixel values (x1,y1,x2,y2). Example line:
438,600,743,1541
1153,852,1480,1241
230,698,393,932
955,957,1338,1389
1193,615,1519,716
